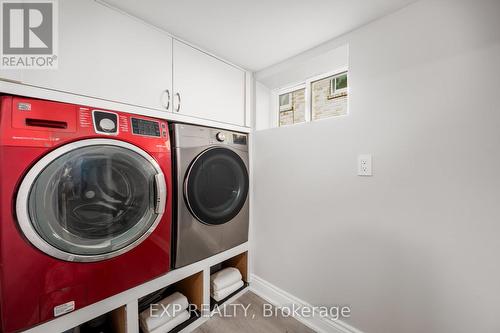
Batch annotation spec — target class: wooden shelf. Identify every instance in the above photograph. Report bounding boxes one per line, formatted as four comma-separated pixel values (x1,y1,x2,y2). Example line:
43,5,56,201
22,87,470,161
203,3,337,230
172,271,204,310
210,251,249,310
220,251,248,282
110,306,127,333
212,251,248,282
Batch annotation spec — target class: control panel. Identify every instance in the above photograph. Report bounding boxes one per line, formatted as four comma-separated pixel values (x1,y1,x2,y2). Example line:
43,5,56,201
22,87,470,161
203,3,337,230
4,96,170,151
210,129,247,146
173,124,248,151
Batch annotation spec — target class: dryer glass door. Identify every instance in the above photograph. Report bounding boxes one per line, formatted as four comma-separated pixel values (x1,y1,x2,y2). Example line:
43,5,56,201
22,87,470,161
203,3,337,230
17,139,167,262
184,147,248,225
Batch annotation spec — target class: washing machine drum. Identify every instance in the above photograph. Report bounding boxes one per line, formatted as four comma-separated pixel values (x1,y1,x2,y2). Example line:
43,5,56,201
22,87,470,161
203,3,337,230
16,140,166,262
184,147,248,225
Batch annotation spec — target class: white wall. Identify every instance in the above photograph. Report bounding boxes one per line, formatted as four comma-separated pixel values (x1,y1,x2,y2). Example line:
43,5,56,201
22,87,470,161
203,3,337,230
255,82,272,130
252,1,500,333
257,44,349,90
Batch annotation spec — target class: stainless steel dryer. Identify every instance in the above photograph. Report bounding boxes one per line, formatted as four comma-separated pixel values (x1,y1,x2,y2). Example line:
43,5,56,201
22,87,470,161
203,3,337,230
171,124,249,268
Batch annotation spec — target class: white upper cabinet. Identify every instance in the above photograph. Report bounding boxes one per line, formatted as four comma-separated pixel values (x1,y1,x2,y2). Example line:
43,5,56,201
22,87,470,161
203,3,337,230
173,40,246,126
0,1,248,127
6,0,173,111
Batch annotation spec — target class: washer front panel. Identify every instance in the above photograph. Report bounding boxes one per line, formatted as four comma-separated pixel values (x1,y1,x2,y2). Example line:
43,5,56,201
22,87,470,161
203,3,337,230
16,139,167,262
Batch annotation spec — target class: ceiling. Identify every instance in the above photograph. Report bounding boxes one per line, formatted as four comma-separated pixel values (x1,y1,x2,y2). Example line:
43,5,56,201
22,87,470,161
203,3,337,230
101,0,417,71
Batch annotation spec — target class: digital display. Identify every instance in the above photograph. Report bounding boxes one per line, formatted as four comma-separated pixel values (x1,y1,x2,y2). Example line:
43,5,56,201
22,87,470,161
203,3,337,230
131,118,160,137
233,134,247,145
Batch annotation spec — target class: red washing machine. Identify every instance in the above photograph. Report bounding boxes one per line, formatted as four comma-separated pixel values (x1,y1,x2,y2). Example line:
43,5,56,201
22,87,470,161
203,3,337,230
0,96,172,332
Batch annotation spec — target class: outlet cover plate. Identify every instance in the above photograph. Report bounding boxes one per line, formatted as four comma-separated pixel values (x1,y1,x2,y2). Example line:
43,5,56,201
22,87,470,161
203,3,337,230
358,154,372,176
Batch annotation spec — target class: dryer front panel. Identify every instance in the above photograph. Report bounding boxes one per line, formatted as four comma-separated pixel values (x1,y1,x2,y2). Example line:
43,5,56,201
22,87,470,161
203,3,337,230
173,144,249,268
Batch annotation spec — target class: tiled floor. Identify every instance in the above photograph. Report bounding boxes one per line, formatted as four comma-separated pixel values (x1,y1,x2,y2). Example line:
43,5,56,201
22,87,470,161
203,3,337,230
192,292,316,333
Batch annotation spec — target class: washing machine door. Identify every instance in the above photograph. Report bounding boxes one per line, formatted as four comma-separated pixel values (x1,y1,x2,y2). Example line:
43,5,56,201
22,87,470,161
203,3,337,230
184,147,248,225
16,139,167,262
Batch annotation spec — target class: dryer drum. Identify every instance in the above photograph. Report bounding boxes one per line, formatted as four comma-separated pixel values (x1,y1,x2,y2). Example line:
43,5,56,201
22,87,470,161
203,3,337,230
184,147,249,225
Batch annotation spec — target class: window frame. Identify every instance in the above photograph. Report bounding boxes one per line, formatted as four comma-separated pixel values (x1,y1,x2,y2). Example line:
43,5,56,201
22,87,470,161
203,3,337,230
275,66,349,127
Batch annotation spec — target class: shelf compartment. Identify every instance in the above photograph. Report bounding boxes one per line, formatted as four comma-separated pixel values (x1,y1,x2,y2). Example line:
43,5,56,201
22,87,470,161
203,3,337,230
210,251,249,310
64,305,127,333
138,271,203,333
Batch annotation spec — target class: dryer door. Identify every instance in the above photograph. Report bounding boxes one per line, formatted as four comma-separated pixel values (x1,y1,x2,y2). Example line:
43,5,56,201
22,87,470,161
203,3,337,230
16,139,167,262
184,147,249,225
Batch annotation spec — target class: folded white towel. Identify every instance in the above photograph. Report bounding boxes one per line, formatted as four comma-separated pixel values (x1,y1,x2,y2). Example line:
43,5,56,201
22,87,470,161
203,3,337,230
211,280,244,302
139,292,189,332
211,279,243,299
148,310,190,333
210,267,242,291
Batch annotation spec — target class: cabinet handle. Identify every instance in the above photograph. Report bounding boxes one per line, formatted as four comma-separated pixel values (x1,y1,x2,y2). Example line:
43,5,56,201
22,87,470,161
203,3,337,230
175,93,181,112
162,89,171,110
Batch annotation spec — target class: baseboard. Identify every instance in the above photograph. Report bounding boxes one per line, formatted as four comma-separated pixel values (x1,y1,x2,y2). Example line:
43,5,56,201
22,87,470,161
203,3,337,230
250,274,364,333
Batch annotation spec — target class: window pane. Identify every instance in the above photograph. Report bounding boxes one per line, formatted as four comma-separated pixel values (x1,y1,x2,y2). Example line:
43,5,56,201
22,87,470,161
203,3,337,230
311,72,348,121
279,93,290,107
279,88,305,126
336,74,348,90
279,110,293,126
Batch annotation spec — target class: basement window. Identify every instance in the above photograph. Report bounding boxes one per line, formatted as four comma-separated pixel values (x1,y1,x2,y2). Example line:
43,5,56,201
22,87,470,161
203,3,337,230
312,71,348,120
276,68,348,126
278,87,306,126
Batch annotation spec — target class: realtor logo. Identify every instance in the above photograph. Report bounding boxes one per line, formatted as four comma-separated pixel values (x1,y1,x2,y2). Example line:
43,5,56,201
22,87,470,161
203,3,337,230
1,0,58,69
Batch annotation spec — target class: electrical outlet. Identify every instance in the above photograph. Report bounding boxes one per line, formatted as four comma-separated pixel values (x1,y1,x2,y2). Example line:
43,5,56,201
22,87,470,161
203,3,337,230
358,154,372,176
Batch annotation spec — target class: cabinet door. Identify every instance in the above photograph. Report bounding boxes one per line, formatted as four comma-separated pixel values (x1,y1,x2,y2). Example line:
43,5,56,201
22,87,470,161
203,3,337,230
3,0,173,111
173,40,245,126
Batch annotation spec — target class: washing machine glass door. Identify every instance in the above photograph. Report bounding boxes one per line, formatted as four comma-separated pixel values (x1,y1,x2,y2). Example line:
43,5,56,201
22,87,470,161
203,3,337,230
16,139,167,262
185,147,248,225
